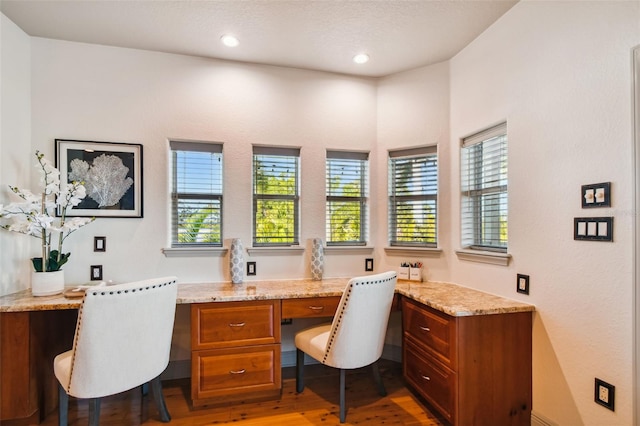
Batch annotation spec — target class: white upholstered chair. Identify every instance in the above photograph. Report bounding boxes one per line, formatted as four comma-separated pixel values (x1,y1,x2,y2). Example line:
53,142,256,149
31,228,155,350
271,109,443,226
295,271,397,423
54,276,178,426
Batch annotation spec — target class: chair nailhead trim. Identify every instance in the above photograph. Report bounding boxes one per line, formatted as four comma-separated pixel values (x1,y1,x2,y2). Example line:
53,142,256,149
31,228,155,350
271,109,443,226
68,279,176,392
322,274,396,364
89,280,174,296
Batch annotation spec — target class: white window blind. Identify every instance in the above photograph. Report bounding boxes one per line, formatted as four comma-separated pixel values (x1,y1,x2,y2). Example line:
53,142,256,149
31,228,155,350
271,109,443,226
170,141,223,246
388,146,438,247
326,151,369,246
253,146,300,246
461,122,508,251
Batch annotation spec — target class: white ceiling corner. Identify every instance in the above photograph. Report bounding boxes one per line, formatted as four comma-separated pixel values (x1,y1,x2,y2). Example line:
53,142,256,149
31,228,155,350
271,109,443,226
0,0,518,78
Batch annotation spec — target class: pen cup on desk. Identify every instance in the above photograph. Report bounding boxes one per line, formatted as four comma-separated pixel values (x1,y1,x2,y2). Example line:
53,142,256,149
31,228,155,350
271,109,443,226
409,267,422,282
398,266,410,280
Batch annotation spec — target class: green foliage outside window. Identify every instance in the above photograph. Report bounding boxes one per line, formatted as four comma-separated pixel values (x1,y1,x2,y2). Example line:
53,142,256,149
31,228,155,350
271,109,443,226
253,152,299,245
326,156,366,244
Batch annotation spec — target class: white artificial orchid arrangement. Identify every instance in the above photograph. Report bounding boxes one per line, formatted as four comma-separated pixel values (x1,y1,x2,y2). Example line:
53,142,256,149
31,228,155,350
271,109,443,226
0,150,95,272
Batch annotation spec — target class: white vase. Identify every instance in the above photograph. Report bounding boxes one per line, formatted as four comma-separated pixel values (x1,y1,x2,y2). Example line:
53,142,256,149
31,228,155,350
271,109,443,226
230,238,244,284
31,270,65,296
311,238,324,281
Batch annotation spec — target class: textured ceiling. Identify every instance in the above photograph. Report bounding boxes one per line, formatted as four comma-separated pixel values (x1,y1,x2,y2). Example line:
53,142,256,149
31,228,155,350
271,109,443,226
1,0,518,77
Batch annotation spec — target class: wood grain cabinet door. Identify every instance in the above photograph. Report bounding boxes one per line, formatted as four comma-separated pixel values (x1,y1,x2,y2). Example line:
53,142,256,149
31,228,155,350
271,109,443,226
191,300,281,350
281,297,341,318
191,344,281,404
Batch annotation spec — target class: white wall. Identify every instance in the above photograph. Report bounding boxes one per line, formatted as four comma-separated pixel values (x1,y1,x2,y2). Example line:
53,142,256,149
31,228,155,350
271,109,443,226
376,62,451,282
28,38,378,287
23,37,379,366
447,1,638,425
0,14,31,296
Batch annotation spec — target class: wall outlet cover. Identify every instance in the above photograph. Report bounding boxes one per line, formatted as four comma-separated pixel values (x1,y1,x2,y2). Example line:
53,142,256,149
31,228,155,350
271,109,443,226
594,378,615,411
516,274,530,295
365,258,374,271
247,261,257,276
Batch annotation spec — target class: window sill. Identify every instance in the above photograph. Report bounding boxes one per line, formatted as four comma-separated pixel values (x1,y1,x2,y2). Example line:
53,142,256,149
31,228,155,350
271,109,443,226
455,249,511,266
384,247,442,257
162,247,228,258
246,246,305,256
325,246,374,254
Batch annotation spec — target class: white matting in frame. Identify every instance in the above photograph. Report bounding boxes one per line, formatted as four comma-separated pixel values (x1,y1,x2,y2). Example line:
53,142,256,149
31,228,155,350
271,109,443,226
56,139,143,218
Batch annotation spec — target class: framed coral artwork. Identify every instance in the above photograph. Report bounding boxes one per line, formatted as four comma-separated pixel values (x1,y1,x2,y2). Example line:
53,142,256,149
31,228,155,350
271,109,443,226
55,139,143,218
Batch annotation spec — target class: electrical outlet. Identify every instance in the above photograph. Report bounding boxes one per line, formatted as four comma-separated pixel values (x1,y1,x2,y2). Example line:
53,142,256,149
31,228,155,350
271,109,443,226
365,258,374,272
90,265,103,281
595,378,615,411
516,274,530,295
247,261,256,276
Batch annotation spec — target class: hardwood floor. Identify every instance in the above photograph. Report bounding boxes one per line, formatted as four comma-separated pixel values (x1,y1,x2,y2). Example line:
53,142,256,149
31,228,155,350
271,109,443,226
39,360,445,425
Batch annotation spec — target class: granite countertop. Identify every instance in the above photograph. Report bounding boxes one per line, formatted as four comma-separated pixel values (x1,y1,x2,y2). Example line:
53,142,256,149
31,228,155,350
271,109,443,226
0,277,534,316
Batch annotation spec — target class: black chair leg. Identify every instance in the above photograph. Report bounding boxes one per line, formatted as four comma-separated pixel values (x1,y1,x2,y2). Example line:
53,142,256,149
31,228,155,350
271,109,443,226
372,361,387,396
339,369,346,423
88,398,101,426
296,348,305,393
58,383,69,426
150,375,171,422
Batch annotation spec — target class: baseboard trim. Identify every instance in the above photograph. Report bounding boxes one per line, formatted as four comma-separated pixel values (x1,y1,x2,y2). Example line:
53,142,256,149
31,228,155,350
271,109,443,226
531,411,558,426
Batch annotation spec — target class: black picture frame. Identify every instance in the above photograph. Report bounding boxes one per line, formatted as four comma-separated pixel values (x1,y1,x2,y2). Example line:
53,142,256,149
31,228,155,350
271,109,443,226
55,139,143,218
581,182,611,208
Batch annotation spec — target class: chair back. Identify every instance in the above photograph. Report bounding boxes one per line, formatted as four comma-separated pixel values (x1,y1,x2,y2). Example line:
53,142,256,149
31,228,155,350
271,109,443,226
322,271,397,369
63,277,178,398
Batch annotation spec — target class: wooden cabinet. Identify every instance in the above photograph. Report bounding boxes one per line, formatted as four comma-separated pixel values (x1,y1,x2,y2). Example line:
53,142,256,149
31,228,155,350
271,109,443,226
0,310,77,424
282,296,341,318
191,300,281,406
402,297,532,426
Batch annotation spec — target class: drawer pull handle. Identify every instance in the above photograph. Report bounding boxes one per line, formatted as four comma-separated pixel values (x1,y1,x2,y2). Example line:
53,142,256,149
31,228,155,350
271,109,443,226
229,369,246,375
228,322,246,328
308,306,324,311
421,375,431,381
419,326,431,332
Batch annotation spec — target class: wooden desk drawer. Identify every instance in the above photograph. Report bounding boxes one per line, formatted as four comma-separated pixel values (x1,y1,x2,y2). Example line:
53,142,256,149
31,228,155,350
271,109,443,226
191,344,281,404
282,296,341,318
191,300,280,350
404,337,455,424
402,298,455,367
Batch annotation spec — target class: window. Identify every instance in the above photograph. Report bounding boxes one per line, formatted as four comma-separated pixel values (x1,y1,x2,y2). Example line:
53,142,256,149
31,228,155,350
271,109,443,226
326,151,369,245
461,122,508,252
170,141,223,247
388,146,438,247
253,146,300,246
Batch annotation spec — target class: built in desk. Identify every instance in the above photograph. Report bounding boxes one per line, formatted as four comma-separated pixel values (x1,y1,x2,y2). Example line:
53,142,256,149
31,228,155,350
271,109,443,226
0,278,534,425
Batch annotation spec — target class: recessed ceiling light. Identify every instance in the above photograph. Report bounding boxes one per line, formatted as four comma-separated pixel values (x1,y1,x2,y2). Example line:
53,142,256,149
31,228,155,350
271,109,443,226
353,53,369,64
221,34,239,47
